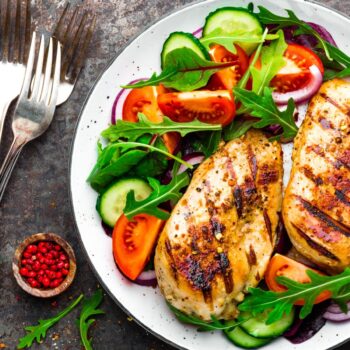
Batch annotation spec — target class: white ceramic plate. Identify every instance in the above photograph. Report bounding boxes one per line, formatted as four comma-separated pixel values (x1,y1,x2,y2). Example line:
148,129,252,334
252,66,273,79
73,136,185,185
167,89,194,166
70,1,350,349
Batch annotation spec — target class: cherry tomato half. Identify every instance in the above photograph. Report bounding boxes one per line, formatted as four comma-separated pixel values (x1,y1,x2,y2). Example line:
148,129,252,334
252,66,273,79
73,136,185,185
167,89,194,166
265,254,331,305
157,90,236,126
112,213,166,280
251,43,324,93
122,85,180,154
207,44,249,91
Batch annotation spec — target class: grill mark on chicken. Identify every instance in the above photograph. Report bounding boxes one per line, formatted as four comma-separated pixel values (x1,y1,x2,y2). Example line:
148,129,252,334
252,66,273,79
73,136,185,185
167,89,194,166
263,209,273,242
319,116,334,130
257,164,279,185
218,252,234,294
247,145,257,180
301,166,323,185
335,189,350,207
320,92,350,116
291,223,340,261
210,218,225,239
308,145,350,170
337,150,350,169
246,245,257,265
165,239,178,281
297,196,350,237
233,187,243,217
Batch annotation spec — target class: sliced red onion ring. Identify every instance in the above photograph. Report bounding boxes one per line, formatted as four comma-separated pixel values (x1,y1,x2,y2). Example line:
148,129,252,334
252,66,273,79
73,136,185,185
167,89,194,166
323,310,350,322
134,270,158,287
326,301,350,314
272,65,323,105
177,153,205,174
111,78,147,124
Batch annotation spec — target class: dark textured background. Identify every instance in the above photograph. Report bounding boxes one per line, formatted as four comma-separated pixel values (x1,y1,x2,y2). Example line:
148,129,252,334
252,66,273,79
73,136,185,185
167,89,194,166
0,0,349,349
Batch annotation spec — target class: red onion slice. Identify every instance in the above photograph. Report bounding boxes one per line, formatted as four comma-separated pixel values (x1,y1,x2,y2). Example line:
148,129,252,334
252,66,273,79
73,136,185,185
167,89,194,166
272,65,323,105
326,301,350,314
192,27,203,38
134,270,158,287
323,311,350,322
177,153,205,174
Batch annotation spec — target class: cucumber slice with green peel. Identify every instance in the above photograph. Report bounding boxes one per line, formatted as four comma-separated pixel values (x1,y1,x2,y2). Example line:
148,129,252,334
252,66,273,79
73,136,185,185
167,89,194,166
224,326,272,349
203,7,263,54
239,308,295,338
161,31,210,68
97,178,152,227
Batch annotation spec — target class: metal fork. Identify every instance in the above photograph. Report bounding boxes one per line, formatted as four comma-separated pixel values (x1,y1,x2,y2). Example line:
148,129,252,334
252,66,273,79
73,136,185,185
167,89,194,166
0,0,31,145
0,33,61,202
53,2,96,105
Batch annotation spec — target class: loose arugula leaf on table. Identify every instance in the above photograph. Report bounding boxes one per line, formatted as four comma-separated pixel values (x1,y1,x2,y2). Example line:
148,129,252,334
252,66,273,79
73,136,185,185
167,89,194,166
167,303,244,332
122,47,235,91
17,294,83,349
234,87,298,140
199,30,278,54
78,290,104,350
223,119,257,141
239,268,350,324
101,114,222,142
123,171,189,220
250,29,287,95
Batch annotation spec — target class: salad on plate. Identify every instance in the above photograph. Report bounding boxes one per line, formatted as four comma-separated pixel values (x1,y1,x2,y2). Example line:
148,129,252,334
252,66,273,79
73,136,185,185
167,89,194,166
87,3,350,348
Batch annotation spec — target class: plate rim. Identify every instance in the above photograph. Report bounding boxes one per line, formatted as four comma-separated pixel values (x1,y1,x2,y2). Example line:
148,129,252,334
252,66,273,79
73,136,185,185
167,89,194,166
68,1,350,349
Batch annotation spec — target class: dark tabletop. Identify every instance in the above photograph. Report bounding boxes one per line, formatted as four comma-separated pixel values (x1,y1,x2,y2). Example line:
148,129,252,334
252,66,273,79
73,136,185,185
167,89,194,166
0,0,349,349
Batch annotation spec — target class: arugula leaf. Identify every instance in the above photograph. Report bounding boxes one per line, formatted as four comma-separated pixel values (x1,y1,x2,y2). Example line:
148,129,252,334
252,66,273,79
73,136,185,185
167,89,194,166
167,303,245,332
256,6,332,60
223,119,257,141
123,47,234,91
199,30,278,54
101,114,222,142
78,290,104,350
239,268,350,324
200,130,222,158
17,295,83,349
234,87,298,140
250,30,287,95
123,172,189,220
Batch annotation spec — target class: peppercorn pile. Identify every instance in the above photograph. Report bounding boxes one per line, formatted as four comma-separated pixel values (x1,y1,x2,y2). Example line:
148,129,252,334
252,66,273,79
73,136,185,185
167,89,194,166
19,241,70,289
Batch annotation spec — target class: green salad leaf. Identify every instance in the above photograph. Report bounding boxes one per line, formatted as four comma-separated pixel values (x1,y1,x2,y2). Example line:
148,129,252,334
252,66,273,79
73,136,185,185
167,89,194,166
122,47,235,91
102,114,222,142
17,295,83,349
223,119,257,141
234,87,298,140
199,31,278,54
239,268,350,324
250,29,287,95
123,171,189,220
167,303,244,332
200,130,222,158
78,290,104,350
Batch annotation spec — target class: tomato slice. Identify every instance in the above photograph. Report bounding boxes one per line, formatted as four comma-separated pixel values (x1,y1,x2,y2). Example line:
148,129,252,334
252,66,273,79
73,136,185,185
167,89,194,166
122,85,180,153
207,44,249,91
157,90,236,126
251,44,324,93
112,213,165,280
265,254,331,305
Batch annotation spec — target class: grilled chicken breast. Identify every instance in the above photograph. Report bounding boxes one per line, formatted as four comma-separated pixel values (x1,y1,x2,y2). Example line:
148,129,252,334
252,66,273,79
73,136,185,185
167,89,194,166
283,79,350,273
155,130,283,320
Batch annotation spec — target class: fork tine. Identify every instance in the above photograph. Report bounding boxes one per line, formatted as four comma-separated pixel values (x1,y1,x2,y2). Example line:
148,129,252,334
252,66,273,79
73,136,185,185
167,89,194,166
23,0,31,63
2,0,11,62
31,35,46,100
41,38,53,103
19,31,36,99
13,0,21,63
61,10,88,78
47,40,61,107
70,13,96,81
53,2,70,39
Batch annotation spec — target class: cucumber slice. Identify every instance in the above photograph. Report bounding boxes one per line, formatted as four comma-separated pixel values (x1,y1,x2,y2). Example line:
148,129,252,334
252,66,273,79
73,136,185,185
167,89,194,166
224,326,272,349
240,308,295,338
161,31,209,68
203,7,263,54
97,178,152,227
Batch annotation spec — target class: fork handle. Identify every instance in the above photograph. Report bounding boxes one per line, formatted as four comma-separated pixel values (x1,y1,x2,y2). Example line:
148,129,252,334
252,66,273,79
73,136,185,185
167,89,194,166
0,100,13,145
0,136,27,203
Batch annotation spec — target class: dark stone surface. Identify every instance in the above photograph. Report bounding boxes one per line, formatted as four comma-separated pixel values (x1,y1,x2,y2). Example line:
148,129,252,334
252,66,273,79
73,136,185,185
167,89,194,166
0,0,349,349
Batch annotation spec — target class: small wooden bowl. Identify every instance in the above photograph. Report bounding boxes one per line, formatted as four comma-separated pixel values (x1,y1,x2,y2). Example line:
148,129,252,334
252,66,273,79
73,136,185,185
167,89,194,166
13,233,77,298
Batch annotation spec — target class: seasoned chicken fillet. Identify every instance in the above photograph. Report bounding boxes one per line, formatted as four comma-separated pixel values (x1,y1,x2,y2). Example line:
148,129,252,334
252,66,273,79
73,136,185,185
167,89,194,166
155,130,283,320
283,79,350,273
